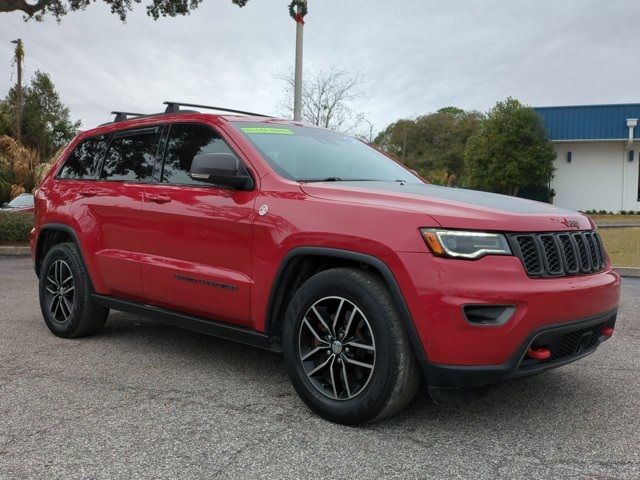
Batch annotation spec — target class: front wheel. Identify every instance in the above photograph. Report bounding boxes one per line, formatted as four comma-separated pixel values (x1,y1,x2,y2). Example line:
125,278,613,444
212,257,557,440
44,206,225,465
282,268,421,424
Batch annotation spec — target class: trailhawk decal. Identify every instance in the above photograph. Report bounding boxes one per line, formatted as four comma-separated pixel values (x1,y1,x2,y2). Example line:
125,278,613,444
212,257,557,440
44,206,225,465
174,274,239,292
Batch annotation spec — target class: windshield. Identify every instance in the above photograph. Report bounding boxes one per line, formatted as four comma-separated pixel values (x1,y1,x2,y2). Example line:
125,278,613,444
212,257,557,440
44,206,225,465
7,194,33,208
232,123,423,183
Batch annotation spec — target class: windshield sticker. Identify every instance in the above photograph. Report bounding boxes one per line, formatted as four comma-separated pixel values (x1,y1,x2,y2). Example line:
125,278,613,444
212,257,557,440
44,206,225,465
241,127,294,135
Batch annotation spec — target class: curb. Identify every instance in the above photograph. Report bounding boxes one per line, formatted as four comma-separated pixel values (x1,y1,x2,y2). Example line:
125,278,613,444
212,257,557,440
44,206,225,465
0,246,30,256
615,267,640,278
597,223,640,228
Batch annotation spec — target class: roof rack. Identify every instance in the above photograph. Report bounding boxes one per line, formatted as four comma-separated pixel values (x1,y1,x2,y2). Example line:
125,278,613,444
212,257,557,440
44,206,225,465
103,102,272,126
163,101,272,118
111,111,147,123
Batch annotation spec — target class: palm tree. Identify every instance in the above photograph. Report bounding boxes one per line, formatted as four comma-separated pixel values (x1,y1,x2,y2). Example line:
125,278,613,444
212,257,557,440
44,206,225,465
0,135,53,201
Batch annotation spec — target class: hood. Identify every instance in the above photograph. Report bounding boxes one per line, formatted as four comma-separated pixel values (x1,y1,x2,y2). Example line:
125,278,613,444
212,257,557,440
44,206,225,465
300,181,593,232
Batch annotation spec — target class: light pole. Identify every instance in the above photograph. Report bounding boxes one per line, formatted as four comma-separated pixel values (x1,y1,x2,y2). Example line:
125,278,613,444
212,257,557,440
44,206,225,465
289,1,308,121
11,38,24,143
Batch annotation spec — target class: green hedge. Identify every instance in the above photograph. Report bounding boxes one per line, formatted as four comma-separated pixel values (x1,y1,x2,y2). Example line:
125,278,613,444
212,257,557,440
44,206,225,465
0,212,34,245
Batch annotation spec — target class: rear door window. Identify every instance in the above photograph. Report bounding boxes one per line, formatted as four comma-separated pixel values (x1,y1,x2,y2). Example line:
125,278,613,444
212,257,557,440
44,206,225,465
59,135,108,179
102,128,160,182
161,123,243,185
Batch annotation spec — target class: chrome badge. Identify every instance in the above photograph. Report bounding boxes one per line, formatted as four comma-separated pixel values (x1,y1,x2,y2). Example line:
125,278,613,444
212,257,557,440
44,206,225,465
562,218,581,229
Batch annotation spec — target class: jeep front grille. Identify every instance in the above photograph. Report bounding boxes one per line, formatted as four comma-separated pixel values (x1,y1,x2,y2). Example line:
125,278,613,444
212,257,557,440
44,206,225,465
509,231,607,278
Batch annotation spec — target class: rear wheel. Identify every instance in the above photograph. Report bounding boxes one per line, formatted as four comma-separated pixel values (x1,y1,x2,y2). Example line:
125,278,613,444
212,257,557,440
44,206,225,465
39,243,109,338
282,268,421,424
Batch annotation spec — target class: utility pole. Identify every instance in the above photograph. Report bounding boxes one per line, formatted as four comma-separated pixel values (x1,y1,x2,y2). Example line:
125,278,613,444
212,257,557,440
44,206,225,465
289,1,308,121
402,129,408,163
293,18,304,121
11,39,24,143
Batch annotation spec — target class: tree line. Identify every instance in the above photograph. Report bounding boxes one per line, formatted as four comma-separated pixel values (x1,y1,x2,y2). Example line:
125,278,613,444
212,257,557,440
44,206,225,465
280,68,557,201
0,71,79,201
374,98,556,201
0,64,556,204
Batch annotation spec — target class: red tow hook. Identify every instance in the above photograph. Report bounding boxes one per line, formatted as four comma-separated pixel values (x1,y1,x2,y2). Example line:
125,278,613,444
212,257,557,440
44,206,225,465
601,327,614,337
527,346,551,361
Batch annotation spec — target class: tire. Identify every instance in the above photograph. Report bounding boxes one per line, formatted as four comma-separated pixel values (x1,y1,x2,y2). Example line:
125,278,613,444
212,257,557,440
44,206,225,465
38,242,109,338
282,267,421,425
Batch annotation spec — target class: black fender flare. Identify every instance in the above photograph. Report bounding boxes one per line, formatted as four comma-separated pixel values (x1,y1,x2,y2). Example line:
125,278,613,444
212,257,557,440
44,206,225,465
36,223,86,276
265,246,429,372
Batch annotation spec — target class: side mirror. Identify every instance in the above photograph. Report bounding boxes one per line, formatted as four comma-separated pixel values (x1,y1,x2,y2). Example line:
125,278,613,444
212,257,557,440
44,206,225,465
189,153,254,190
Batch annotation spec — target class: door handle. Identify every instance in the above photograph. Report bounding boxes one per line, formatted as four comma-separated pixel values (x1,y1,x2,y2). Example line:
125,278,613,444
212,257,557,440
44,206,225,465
78,189,97,197
146,194,171,204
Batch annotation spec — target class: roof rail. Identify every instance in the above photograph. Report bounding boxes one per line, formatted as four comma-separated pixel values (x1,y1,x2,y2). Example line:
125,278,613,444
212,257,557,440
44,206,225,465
163,101,272,118
111,111,147,123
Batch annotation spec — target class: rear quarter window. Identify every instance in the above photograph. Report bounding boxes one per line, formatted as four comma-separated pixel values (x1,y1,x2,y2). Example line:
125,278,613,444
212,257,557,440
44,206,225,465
58,135,109,179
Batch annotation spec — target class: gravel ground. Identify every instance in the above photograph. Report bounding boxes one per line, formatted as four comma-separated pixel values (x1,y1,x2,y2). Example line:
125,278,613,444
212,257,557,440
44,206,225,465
1,256,638,479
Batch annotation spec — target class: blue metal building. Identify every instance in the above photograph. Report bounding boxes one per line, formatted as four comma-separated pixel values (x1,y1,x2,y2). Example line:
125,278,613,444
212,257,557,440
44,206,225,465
533,104,640,212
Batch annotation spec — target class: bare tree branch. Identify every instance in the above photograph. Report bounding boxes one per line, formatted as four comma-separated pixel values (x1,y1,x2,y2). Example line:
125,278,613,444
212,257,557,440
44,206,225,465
275,67,370,134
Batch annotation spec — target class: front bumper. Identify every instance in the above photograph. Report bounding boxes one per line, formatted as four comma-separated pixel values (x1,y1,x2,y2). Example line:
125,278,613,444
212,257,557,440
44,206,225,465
424,309,616,391
396,252,621,366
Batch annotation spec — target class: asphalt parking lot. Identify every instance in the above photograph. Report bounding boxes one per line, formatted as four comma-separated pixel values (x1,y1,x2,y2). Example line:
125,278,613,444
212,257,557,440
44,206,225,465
1,256,638,479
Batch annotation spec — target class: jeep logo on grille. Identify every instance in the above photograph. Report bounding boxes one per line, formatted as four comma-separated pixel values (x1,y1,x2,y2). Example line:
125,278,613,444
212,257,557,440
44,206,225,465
562,218,581,229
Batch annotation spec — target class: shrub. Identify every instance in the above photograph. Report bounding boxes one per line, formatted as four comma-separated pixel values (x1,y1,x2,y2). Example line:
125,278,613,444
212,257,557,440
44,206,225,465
0,211,34,245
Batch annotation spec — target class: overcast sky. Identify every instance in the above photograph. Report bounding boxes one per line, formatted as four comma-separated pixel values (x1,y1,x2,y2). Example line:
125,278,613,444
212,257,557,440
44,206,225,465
0,0,637,134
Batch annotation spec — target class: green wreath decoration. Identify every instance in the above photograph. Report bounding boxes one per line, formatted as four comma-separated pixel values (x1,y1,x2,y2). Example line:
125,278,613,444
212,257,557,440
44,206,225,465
288,0,308,23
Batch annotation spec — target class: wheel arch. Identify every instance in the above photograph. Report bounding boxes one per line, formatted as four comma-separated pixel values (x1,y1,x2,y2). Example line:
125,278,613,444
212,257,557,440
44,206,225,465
35,223,86,277
265,247,428,368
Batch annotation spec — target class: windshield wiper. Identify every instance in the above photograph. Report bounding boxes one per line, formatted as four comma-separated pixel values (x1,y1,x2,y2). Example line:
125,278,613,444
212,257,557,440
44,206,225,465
301,177,344,182
300,178,383,183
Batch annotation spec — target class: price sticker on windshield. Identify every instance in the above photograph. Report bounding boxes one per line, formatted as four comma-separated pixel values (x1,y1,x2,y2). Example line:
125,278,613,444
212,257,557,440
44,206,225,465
241,127,294,135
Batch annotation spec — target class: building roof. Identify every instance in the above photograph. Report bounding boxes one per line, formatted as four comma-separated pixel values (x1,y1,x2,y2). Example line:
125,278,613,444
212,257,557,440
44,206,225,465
534,103,640,142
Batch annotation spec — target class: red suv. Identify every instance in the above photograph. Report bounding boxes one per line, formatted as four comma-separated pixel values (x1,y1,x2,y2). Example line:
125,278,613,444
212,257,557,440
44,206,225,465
31,102,621,424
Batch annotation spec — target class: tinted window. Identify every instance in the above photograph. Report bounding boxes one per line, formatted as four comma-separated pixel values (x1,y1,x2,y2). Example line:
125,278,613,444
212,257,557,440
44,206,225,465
162,123,241,185
59,135,108,179
102,129,158,182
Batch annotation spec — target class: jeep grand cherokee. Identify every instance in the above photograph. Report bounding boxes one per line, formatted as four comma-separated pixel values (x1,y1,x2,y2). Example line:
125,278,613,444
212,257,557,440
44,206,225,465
30,101,620,424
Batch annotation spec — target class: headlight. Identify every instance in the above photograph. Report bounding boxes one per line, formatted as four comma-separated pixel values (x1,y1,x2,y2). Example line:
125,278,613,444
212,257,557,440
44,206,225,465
420,229,512,259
